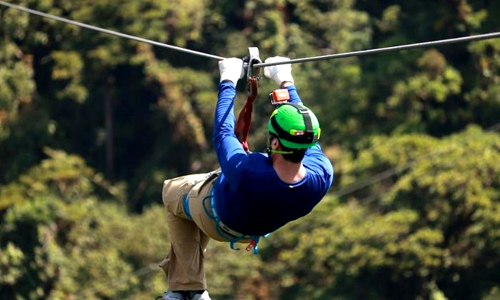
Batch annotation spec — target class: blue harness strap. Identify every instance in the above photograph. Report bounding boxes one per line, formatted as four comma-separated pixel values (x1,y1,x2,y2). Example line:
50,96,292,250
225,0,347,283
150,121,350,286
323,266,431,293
183,170,219,221
201,188,270,254
182,194,193,220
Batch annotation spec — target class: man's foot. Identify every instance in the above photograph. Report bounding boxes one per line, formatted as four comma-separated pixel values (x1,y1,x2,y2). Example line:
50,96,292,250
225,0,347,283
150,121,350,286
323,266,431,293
157,290,184,300
190,291,211,300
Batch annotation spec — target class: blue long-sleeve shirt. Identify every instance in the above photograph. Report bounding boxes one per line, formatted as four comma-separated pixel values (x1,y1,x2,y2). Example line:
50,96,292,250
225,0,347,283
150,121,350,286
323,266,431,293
213,81,334,236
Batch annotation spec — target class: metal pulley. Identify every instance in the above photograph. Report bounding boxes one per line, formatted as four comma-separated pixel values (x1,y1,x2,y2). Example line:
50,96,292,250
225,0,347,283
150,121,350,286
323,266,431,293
243,47,262,80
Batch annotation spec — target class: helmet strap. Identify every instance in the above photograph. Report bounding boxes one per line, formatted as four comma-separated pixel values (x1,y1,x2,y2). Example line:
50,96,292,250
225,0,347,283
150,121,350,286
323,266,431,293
285,103,317,143
267,149,294,155
266,134,293,155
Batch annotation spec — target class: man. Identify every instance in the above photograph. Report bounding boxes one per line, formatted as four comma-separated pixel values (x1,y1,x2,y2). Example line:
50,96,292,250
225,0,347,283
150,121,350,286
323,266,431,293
158,57,334,300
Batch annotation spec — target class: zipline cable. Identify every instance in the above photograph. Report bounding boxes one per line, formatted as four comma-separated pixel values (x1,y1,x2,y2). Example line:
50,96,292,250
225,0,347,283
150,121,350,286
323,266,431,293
0,0,225,61
254,31,500,68
3,1,500,67
3,0,500,285
3,1,500,198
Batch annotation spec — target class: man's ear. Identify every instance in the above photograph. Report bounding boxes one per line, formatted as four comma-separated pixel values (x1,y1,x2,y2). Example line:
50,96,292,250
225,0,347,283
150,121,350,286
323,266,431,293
271,137,280,149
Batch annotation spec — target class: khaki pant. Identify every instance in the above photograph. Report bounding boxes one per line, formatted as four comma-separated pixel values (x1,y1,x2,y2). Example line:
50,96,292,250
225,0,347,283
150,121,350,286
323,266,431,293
159,171,228,291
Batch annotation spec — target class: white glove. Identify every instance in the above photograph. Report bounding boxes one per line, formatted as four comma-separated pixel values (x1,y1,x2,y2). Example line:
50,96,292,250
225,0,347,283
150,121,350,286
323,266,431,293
219,58,244,84
263,56,294,86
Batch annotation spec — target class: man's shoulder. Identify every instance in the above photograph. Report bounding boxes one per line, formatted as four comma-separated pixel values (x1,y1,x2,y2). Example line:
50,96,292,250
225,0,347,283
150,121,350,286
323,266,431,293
243,152,271,169
303,151,334,177
248,151,269,160
238,152,274,179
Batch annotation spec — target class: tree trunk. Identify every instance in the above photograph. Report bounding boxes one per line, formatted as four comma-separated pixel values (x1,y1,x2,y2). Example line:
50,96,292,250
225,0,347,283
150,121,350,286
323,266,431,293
105,83,114,180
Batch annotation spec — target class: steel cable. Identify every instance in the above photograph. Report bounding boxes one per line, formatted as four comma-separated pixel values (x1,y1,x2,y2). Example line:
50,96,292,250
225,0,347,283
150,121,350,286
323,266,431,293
0,1,225,60
3,0,500,292
3,0,500,200
3,2,500,67
254,32,500,68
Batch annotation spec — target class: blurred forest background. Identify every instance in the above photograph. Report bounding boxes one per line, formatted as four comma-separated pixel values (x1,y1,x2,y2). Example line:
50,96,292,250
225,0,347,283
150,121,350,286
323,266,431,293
1,0,500,299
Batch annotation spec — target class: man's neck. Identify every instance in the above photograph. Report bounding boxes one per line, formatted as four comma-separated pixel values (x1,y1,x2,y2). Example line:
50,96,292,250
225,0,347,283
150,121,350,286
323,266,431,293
271,154,306,184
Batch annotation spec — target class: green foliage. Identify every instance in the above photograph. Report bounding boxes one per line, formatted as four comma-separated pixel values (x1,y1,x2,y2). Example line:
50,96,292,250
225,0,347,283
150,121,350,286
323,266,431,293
329,127,500,300
0,38,35,146
1,0,500,299
385,50,463,133
0,243,24,285
0,149,169,299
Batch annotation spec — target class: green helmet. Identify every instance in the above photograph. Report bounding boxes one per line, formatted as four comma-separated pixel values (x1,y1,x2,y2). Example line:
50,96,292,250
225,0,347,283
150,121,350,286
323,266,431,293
268,103,321,149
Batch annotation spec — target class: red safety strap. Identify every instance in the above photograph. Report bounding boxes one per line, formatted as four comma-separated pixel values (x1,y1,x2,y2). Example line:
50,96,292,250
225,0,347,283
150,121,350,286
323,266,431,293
235,77,258,151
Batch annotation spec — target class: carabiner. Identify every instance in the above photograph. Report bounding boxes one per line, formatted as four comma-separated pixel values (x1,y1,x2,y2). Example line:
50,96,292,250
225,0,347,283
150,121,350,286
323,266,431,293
243,47,262,80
